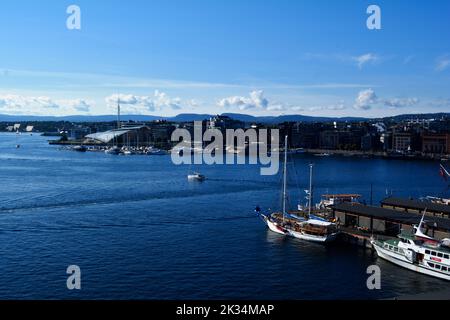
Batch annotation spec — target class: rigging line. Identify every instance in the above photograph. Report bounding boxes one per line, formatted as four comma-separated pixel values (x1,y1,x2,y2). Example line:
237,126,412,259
290,156,302,206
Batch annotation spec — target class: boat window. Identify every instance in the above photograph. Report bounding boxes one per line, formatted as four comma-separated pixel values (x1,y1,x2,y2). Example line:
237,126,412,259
429,263,435,268
435,265,441,270
431,251,437,256
425,250,431,255
437,253,443,258
442,267,448,272
445,254,450,260
394,247,399,252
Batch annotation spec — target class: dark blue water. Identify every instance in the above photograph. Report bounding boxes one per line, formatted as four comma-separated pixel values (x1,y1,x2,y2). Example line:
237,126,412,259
0,132,448,300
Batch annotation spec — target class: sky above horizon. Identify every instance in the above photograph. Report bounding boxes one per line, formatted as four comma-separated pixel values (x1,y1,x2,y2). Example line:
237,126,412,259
0,0,449,118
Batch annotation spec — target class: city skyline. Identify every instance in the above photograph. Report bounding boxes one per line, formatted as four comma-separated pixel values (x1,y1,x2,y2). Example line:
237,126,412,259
1,0,450,118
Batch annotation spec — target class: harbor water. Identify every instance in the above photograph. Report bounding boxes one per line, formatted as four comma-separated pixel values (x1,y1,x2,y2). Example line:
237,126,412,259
0,132,448,299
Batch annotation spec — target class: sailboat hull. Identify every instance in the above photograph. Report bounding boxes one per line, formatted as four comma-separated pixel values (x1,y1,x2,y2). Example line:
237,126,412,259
265,217,289,235
263,215,337,243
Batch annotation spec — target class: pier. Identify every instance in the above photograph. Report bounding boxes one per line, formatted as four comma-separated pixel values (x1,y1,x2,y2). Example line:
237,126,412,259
332,202,450,248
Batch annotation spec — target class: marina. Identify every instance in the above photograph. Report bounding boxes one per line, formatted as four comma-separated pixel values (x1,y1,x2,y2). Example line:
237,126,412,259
1,132,450,299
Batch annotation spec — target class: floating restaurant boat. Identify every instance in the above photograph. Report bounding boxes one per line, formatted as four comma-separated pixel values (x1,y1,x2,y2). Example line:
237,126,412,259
315,194,361,210
256,136,338,243
372,213,450,281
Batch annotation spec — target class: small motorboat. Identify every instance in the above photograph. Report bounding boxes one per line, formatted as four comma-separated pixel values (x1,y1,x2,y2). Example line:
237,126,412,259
146,147,166,155
188,172,206,182
123,150,134,156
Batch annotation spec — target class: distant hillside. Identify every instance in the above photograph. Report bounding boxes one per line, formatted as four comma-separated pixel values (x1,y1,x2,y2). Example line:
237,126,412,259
221,113,367,123
1,112,448,124
382,113,450,121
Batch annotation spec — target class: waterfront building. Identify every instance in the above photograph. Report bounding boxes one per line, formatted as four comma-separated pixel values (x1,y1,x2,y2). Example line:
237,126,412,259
422,133,450,155
392,132,413,153
319,130,339,149
332,202,450,239
69,126,91,140
381,197,450,218
85,126,153,146
361,133,380,151
380,132,392,151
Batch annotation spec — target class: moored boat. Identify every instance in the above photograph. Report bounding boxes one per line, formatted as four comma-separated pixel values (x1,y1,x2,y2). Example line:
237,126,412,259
371,214,450,281
105,146,121,155
256,136,338,243
73,145,87,152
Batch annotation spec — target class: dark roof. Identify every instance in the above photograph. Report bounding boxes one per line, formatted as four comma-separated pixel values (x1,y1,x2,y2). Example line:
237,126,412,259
333,203,450,232
381,197,450,215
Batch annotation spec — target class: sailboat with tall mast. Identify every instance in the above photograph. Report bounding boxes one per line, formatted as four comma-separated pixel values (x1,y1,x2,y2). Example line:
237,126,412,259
256,136,338,243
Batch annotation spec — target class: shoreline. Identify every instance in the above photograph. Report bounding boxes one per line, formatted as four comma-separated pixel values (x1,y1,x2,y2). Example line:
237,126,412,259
303,148,449,161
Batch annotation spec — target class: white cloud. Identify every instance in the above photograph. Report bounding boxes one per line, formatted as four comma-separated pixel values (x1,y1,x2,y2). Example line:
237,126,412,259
0,94,91,115
290,106,305,112
436,55,450,72
383,97,419,108
354,89,419,111
105,91,183,114
354,53,378,69
154,90,182,110
65,99,91,112
218,90,269,110
354,89,378,110
219,91,350,114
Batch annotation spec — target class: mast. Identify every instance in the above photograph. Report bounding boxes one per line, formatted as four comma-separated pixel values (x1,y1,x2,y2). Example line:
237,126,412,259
282,135,288,216
117,96,121,130
308,163,314,216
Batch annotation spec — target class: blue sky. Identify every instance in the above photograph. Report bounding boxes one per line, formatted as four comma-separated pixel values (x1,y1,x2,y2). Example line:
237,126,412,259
0,0,449,117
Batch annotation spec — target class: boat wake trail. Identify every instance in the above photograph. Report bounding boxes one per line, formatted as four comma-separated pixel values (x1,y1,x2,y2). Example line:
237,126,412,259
0,186,273,214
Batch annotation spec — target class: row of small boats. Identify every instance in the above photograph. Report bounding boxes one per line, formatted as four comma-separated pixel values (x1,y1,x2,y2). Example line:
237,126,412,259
72,145,167,155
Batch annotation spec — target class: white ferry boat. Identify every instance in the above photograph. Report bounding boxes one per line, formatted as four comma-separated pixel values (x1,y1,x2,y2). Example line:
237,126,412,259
372,215,450,281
